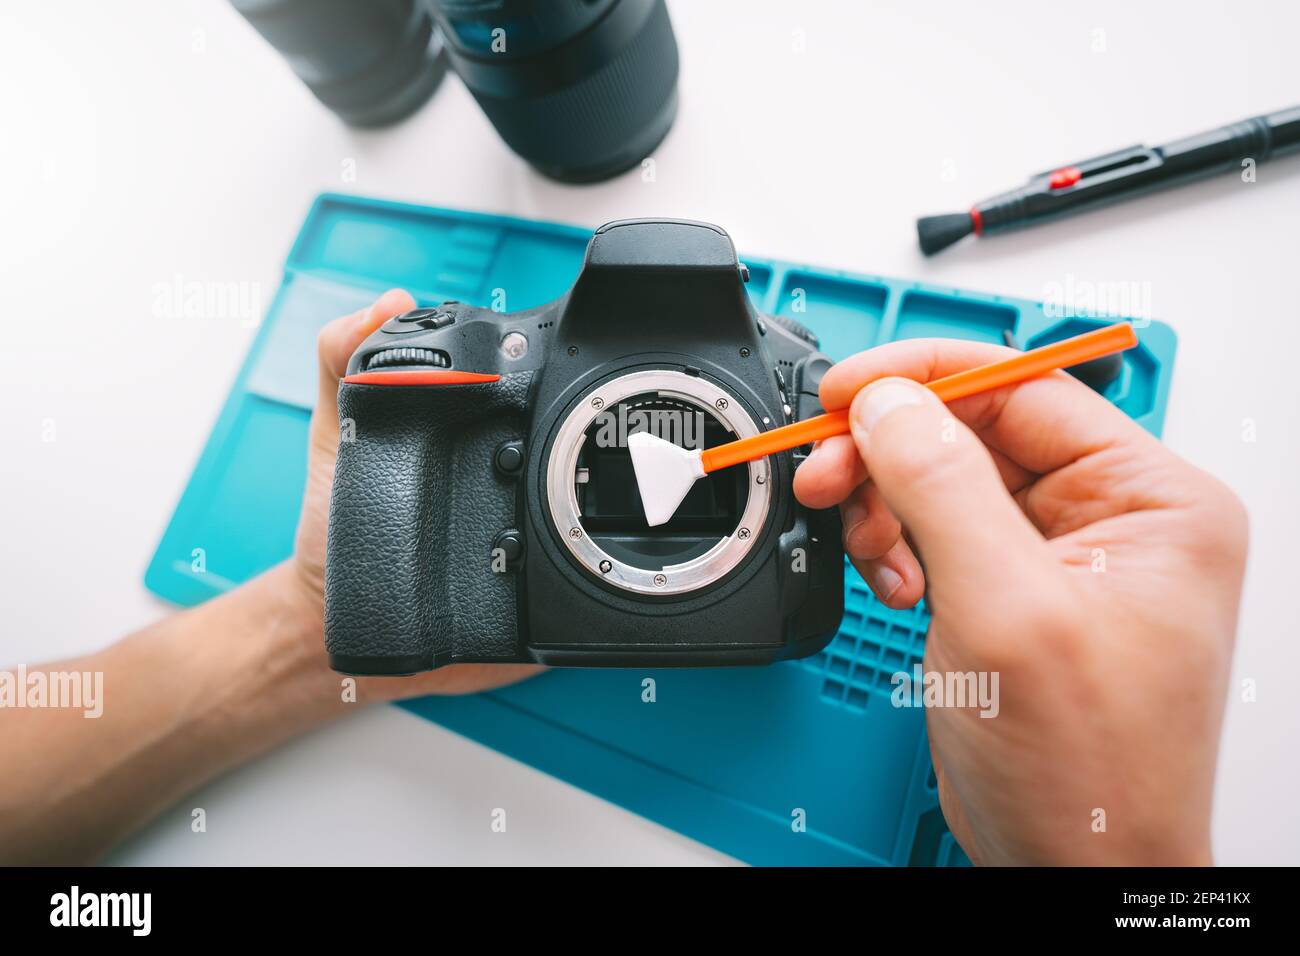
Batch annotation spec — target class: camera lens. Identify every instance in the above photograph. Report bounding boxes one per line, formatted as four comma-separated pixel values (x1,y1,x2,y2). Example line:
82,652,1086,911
576,395,749,571
425,0,679,182
231,0,448,127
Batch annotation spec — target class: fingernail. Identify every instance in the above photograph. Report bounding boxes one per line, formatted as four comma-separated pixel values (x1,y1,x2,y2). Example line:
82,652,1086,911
843,519,867,558
854,381,926,433
869,563,904,601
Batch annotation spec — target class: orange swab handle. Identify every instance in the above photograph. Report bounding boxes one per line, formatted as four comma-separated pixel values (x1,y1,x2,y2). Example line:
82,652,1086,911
699,321,1138,474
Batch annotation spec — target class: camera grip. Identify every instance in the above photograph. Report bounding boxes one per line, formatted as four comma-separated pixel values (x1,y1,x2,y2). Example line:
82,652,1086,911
324,373,533,673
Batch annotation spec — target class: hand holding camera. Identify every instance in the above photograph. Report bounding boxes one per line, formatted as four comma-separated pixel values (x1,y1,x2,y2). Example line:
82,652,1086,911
323,220,844,674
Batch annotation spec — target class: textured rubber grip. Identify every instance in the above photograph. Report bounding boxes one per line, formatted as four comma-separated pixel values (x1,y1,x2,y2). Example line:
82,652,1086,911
324,372,533,673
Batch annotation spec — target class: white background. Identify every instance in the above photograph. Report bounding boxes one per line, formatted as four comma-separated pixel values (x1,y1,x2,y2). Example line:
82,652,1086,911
1,1,1295,865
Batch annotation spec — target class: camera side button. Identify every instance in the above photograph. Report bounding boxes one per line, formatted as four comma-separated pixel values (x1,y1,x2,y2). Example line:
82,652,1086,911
493,530,525,568
795,355,833,394
494,441,525,475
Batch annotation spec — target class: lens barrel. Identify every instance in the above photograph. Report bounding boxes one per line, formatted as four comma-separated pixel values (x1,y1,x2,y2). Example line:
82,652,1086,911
231,0,448,127
426,0,680,182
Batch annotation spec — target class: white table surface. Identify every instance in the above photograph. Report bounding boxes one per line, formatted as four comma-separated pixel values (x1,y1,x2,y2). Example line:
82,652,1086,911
2,0,1296,866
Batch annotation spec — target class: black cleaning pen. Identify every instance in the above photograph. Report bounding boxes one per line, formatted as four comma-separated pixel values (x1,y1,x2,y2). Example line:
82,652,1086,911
917,104,1300,255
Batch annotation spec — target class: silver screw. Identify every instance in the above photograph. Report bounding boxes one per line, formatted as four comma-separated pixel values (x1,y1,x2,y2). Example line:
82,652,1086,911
590,396,605,410
653,573,667,587
569,527,583,539
599,560,612,574
715,398,729,410
755,475,766,485
737,527,751,539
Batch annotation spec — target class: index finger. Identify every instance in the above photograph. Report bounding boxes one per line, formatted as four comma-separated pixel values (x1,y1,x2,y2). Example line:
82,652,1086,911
819,337,1155,476
314,289,416,414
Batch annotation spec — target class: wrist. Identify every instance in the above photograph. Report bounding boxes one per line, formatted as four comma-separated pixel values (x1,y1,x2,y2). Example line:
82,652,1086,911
265,561,326,651
201,563,352,727
247,563,412,711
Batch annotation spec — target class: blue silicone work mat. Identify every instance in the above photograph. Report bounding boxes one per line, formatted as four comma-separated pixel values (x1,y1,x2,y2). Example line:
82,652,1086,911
146,193,1177,865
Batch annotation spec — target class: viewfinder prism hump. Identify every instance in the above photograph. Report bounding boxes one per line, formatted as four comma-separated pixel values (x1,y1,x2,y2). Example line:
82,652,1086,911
627,322,1139,527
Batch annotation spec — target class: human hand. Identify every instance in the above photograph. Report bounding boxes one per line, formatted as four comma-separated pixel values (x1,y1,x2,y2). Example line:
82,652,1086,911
288,289,542,700
794,338,1246,865
0,290,542,866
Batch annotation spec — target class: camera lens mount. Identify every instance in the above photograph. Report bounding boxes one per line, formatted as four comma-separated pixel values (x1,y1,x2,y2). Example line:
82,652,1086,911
545,369,772,597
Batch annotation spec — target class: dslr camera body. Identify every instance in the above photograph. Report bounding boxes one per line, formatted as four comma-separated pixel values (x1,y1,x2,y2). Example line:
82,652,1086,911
325,219,844,674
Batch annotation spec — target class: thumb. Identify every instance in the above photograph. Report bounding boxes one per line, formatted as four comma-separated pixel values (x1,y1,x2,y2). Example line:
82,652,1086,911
848,377,1049,593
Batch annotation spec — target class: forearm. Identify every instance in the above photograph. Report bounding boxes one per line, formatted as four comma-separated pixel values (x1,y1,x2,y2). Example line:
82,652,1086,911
0,564,347,864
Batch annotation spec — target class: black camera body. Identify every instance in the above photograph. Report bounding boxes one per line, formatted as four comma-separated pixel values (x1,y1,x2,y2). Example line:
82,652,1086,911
324,219,844,674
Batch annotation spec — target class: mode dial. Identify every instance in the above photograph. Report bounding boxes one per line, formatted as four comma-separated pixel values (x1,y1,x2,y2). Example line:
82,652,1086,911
363,347,451,371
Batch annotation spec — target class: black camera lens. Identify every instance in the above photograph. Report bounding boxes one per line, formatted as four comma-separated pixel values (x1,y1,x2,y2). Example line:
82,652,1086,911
576,395,748,571
425,0,679,182
231,0,448,127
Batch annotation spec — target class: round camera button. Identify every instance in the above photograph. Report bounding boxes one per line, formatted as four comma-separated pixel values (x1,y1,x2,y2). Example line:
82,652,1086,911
396,308,440,323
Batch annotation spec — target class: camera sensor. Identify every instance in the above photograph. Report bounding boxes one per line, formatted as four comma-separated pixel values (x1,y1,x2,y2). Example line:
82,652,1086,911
575,394,749,572
545,369,771,597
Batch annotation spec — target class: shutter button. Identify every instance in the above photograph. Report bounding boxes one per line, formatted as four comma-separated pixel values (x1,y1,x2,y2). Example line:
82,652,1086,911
381,308,457,334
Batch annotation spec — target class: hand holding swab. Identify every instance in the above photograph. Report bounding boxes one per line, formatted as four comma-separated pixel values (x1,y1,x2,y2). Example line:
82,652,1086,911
627,321,1139,526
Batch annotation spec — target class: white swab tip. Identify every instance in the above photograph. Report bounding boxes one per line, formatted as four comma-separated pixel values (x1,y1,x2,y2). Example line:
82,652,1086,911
626,431,706,527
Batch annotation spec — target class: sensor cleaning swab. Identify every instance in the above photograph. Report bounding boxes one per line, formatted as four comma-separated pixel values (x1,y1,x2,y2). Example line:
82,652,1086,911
627,321,1139,527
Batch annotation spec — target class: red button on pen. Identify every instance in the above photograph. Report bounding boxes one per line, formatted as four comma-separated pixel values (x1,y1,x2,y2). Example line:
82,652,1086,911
1048,166,1083,189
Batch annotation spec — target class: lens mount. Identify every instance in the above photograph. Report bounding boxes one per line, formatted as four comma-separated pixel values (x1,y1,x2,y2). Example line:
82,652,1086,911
545,369,772,597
